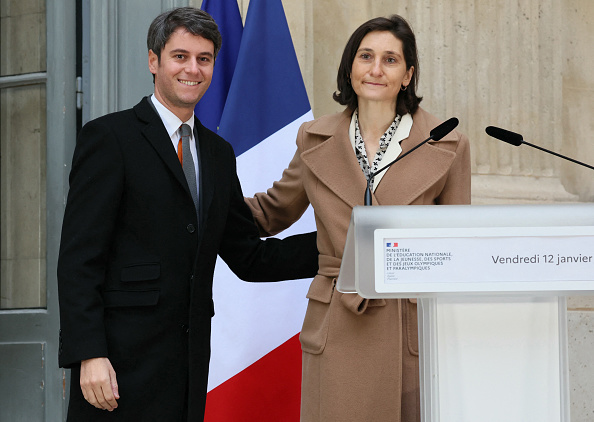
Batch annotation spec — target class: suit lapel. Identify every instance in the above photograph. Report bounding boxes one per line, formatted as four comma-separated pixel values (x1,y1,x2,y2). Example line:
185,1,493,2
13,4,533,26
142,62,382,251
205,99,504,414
194,120,215,230
134,98,190,198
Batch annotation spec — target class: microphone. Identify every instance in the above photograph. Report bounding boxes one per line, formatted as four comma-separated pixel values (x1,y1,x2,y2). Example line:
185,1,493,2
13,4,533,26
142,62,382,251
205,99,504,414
485,126,523,146
430,117,460,142
485,126,594,171
364,117,459,206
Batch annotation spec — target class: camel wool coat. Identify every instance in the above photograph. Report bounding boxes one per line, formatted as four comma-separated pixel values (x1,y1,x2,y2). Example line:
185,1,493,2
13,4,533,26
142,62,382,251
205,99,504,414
246,107,471,422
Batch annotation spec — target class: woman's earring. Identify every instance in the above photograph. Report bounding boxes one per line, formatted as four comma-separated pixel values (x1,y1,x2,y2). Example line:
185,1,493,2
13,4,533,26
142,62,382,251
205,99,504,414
401,85,408,91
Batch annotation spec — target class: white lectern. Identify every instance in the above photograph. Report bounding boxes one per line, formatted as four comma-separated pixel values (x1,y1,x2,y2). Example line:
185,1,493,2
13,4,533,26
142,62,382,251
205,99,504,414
337,204,594,422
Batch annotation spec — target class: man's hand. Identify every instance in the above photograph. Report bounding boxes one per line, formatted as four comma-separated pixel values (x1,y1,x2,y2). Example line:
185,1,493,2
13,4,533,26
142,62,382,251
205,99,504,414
80,357,120,411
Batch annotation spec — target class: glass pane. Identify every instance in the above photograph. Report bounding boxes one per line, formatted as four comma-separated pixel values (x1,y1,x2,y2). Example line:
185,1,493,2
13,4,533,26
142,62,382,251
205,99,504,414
1,84,47,309
0,0,47,309
0,0,47,76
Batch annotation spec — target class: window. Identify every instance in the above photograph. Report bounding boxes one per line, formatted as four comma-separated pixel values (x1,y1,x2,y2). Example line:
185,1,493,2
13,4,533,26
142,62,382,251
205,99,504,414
1,1,47,309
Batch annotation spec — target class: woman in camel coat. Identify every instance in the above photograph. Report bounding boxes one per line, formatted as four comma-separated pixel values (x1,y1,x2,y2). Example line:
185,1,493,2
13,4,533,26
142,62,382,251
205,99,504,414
245,15,471,422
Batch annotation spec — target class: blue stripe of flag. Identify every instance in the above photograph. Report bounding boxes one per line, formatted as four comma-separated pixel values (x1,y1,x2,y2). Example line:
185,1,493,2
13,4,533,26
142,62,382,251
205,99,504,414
194,0,243,133
218,0,310,157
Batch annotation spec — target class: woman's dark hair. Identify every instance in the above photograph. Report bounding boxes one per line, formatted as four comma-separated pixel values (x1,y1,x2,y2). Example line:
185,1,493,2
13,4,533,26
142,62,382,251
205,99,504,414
333,15,422,116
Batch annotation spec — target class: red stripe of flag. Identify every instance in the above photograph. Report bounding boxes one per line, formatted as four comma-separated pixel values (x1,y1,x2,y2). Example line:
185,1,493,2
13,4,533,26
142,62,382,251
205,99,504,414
205,333,302,421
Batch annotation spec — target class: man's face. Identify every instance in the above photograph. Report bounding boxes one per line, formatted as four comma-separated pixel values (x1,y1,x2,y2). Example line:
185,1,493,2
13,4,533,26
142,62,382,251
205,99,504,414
149,28,215,121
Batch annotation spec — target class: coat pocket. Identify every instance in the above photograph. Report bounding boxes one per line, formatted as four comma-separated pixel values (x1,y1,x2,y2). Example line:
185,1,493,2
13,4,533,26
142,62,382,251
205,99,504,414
103,289,160,308
120,263,160,282
300,276,334,355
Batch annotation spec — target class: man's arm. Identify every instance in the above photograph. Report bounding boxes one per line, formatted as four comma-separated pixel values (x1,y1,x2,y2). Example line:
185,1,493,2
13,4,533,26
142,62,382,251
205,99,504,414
57,118,125,408
217,143,318,281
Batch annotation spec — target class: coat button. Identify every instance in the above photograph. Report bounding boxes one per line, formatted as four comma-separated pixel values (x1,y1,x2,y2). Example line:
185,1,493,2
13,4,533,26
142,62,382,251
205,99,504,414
186,224,195,233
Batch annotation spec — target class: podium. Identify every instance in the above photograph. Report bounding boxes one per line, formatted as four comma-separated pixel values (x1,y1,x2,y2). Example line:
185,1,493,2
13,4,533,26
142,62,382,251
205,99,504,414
337,204,594,422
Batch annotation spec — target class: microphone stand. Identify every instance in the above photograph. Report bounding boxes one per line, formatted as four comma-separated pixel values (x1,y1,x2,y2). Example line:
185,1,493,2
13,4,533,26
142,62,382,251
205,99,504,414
485,126,594,171
364,137,435,206
520,140,594,171
363,117,459,206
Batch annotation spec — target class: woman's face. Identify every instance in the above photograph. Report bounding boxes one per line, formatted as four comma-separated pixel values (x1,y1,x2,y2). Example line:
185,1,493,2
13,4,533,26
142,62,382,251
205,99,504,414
350,31,413,108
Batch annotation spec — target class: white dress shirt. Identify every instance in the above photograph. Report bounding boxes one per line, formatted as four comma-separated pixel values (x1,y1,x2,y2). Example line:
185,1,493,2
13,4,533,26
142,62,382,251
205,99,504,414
150,94,199,190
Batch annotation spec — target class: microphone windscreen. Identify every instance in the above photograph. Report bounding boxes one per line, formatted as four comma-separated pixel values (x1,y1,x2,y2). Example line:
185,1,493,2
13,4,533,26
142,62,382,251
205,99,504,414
430,117,459,141
485,126,523,146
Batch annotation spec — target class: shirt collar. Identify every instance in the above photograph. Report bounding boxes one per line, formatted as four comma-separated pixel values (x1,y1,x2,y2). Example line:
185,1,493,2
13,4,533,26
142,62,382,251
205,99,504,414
348,109,413,192
150,94,195,137
348,109,413,149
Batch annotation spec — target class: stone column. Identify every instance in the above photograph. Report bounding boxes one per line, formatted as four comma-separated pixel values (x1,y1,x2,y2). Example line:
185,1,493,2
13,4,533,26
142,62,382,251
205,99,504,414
562,3,594,419
561,2,594,201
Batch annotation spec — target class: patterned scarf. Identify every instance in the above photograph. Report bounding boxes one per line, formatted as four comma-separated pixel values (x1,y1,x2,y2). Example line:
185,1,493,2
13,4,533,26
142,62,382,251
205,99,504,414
354,110,402,185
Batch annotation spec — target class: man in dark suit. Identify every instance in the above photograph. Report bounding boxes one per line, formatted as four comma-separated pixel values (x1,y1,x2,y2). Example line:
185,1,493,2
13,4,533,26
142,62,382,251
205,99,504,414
57,7,317,421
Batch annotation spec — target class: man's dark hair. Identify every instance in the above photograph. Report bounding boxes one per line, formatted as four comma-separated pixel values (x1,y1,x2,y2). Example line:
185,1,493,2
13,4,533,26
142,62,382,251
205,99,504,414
333,15,423,116
147,7,222,61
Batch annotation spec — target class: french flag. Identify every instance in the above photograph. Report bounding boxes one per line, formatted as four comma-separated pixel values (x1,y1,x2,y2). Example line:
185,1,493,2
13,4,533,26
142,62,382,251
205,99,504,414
197,0,315,420
194,0,243,133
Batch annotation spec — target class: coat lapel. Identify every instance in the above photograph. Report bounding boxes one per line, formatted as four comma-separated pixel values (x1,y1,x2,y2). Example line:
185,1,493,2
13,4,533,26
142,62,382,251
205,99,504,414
374,110,457,205
300,110,369,208
134,97,190,198
194,119,215,230
300,108,459,207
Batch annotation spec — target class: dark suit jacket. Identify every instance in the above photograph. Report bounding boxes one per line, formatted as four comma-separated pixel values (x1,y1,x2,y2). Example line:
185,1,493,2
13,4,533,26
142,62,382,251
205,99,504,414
57,97,318,421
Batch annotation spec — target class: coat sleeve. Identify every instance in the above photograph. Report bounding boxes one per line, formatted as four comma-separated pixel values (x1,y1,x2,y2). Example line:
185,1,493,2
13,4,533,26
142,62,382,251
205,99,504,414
217,141,318,282
57,119,125,368
437,132,471,205
244,123,312,236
